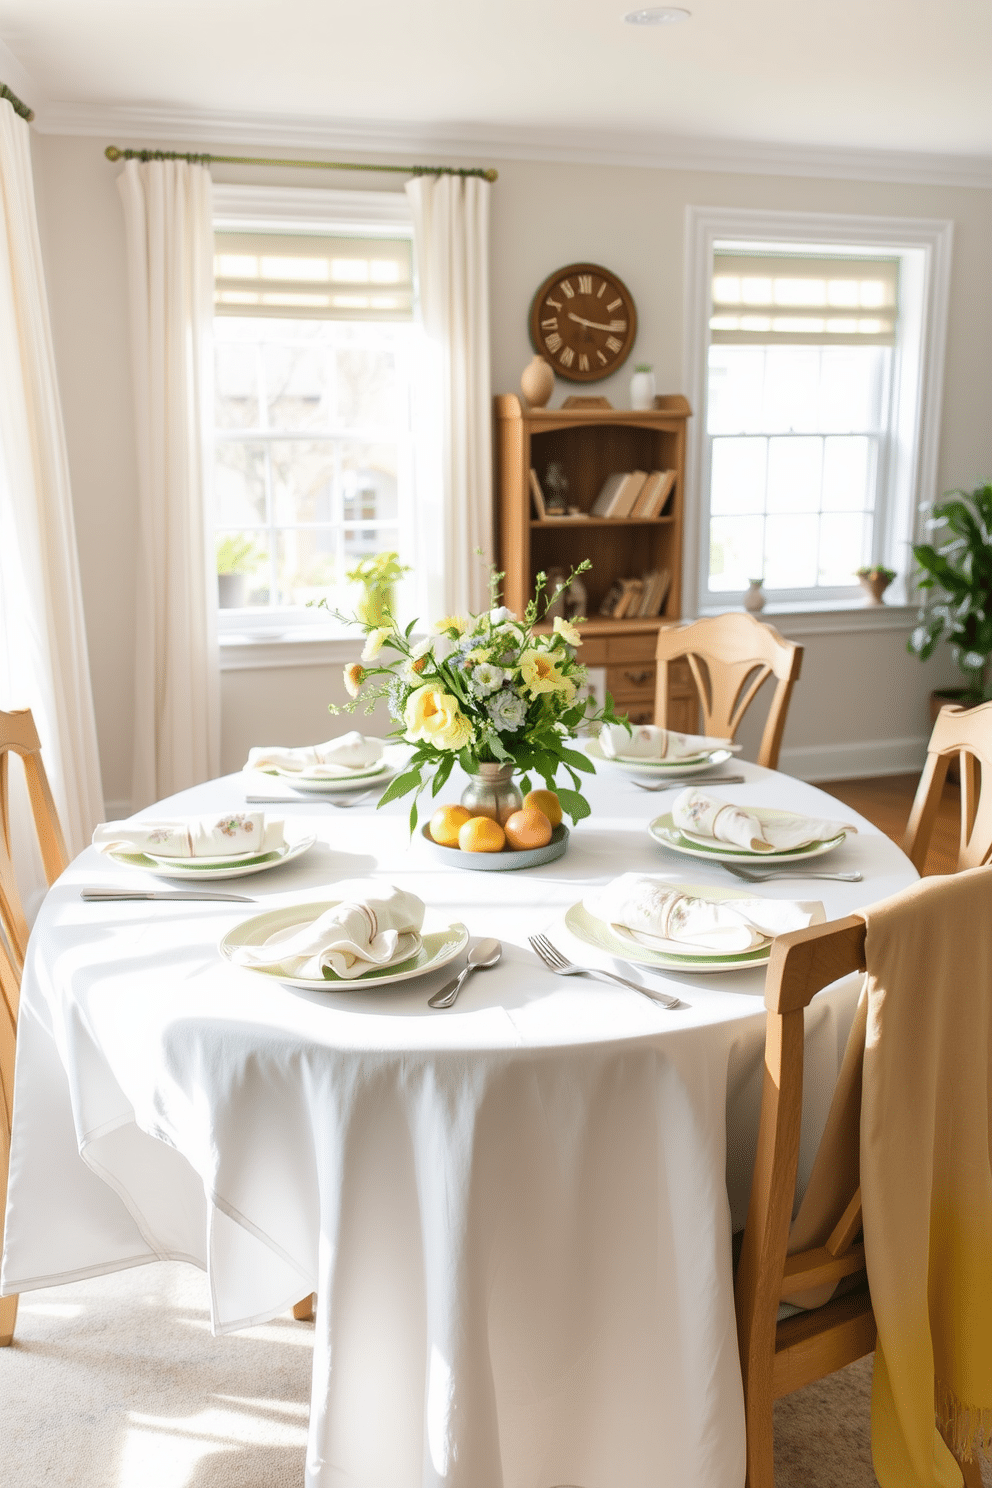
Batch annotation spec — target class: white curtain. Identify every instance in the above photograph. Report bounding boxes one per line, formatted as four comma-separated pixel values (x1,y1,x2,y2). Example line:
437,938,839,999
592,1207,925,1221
0,99,104,873
406,175,493,619
118,159,219,809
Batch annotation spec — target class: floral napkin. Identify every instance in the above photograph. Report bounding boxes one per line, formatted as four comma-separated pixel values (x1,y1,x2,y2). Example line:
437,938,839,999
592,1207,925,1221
231,880,425,980
93,812,285,860
586,873,821,954
671,788,856,854
598,723,741,761
245,731,384,778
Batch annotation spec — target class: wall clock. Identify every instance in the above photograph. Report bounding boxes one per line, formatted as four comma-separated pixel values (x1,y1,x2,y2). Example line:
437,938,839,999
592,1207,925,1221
528,262,638,383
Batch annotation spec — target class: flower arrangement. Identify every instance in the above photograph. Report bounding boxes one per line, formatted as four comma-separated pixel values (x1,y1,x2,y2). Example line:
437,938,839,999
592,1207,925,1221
346,550,411,627
329,563,625,830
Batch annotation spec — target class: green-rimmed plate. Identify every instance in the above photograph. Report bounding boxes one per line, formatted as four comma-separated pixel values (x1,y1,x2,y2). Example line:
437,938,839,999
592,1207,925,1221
262,757,391,793
220,900,469,990
564,889,774,975
649,808,847,865
585,738,735,776
105,830,317,881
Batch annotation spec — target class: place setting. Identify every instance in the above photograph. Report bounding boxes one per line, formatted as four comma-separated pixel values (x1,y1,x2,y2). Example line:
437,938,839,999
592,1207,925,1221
86,809,317,896
586,722,743,789
647,785,862,882
242,731,401,803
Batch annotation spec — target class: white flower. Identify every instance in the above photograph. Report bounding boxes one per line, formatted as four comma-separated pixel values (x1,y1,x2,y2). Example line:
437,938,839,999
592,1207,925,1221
361,625,394,663
489,606,516,625
470,662,506,696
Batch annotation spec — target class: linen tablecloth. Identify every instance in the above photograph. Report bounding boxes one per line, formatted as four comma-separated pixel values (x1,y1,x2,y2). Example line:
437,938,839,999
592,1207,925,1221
2,761,916,1488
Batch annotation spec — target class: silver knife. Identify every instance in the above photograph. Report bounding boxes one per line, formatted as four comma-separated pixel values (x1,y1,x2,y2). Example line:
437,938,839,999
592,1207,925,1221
632,773,747,792
81,889,254,903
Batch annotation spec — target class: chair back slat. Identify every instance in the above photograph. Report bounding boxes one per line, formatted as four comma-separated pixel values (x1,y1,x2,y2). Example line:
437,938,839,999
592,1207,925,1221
903,701,992,872
654,612,803,770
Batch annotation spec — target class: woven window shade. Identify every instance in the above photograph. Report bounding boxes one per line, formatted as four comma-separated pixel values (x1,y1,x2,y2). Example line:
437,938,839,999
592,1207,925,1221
214,231,413,321
710,252,899,346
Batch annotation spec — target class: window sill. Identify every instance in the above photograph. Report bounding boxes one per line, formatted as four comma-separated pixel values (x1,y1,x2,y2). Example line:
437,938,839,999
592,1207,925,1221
696,600,917,638
219,628,362,671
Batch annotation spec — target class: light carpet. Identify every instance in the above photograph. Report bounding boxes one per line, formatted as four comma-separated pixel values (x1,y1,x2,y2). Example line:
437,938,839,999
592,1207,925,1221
2,1261,990,1487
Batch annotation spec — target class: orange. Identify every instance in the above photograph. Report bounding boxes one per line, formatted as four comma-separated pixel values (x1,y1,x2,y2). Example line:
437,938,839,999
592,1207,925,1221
458,815,506,853
523,789,563,827
429,803,473,847
503,807,553,851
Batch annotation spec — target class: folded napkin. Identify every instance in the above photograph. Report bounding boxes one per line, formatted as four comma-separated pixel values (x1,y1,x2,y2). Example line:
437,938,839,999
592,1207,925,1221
586,873,821,953
599,723,741,761
245,731,384,778
232,880,425,980
93,812,285,860
671,788,856,854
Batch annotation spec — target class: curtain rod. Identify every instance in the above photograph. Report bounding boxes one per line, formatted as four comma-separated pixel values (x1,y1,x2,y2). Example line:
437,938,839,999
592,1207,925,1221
0,82,34,122
105,145,497,182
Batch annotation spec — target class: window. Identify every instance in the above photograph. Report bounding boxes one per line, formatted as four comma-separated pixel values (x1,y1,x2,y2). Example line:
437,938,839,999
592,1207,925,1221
211,191,418,634
684,210,953,618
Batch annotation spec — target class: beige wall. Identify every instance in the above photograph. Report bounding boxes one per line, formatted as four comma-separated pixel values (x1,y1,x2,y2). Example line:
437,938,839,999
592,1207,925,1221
30,132,984,810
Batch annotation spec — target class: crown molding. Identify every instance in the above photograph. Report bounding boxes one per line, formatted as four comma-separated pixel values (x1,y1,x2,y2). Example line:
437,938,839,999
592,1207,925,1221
31,99,992,191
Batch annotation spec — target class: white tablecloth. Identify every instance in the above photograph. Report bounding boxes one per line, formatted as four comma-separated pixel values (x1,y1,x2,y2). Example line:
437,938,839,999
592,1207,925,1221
2,761,916,1488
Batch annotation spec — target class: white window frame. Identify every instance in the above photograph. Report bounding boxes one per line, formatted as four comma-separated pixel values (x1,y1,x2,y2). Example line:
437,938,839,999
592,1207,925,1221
211,183,417,656
682,206,953,630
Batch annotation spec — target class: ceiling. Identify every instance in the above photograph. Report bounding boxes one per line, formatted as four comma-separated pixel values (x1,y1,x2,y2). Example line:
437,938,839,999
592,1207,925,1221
1,0,990,167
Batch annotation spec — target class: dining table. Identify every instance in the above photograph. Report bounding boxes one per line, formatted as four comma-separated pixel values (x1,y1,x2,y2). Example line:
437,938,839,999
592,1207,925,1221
1,752,917,1488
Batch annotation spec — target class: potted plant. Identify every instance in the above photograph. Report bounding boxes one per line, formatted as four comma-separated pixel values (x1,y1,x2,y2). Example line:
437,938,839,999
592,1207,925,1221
346,551,411,627
855,564,896,604
216,534,268,608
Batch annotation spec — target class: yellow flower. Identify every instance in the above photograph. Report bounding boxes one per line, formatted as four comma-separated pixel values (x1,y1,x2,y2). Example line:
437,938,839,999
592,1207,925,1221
434,614,471,636
361,625,393,663
404,685,474,752
343,663,365,698
518,647,563,696
553,616,582,648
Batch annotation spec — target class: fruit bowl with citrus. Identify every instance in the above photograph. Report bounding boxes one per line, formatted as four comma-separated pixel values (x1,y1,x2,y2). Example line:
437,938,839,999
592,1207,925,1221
422,792,569,871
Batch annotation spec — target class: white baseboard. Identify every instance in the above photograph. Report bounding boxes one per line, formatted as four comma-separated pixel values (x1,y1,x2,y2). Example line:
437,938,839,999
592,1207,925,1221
780,735,928,783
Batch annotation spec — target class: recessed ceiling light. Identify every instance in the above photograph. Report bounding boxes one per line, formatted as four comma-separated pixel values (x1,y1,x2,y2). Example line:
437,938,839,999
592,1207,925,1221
624,6,691,23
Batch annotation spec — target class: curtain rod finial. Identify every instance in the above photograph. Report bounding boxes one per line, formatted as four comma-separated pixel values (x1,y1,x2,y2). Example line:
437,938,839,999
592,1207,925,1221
105,146,122,161
484,168,498,182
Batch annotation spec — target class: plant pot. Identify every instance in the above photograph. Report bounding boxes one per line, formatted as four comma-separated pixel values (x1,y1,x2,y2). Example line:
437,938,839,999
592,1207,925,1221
743,579,765,613
356,584,395,627
460,762,523,825
859,573,893,605
929,688,970,785
630,368,656,410
217,573,247,608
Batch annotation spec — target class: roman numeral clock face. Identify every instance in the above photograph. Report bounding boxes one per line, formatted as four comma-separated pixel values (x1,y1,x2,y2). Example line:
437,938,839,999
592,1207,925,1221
528,262,638,383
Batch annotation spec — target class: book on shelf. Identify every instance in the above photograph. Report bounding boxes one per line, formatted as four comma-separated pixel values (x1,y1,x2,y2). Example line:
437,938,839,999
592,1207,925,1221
610,470,649,517
590,471,628,516
636,568,671,617
529,468,546,519
611,577,644,619
630,469,677,519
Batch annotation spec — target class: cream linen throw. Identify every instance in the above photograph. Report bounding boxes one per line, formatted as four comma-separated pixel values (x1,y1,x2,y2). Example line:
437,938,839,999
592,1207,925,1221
788,867,992,1487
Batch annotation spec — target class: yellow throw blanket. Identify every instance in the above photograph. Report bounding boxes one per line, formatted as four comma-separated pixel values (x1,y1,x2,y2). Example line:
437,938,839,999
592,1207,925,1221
861,866,992,1487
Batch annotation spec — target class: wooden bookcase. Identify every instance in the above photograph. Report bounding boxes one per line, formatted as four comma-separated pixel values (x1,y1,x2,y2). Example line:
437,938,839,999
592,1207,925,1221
494,393,698,728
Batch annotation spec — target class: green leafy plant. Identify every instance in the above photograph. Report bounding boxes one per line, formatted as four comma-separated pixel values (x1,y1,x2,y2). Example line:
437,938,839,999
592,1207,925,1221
907,482,992,702
216,534,267,576
325,563,626,831
856,565,896,582
346,550,412,625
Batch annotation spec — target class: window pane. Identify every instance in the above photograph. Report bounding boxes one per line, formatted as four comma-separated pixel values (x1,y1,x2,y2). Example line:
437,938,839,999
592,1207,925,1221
216,529,271,606
710,515,764,591
763,513,819,589
335,346,401,429
822,437,872,511
818,512,871,586
761,348,819,432
766,437,822,514
215,442,267,524
818,348,883,432
215,342,259,429
710,437,766,514
263,343,330,431
707,347,764,434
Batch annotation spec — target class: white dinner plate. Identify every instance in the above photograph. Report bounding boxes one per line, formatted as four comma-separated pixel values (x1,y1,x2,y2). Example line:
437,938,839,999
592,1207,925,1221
106,830,317,881
220,900,469,990
262,757,391,793
585,738,735,777
649,808,847,864
563,885,779,973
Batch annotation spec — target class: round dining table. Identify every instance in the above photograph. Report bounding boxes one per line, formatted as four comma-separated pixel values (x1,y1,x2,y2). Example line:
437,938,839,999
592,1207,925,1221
2,755,917,1488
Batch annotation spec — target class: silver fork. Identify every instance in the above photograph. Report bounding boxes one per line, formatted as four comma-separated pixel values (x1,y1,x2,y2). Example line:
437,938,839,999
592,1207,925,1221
528,933,685,1010
632,773,746,793
722,862,862,884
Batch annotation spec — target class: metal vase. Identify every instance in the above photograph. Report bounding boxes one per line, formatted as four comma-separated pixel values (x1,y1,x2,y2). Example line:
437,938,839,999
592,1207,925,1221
460,762,523,824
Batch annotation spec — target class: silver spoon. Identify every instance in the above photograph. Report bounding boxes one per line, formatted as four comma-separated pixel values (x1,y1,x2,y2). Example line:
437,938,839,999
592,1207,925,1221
428,938,502,1008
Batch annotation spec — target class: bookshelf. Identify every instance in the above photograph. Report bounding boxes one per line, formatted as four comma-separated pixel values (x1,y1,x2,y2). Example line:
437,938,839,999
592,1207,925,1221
494,393,698,729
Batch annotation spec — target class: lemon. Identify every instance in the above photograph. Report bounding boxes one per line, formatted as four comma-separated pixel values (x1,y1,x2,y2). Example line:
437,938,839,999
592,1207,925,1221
523,789,563,827
458,816,506,853
504,808,553,850
429,804,472,847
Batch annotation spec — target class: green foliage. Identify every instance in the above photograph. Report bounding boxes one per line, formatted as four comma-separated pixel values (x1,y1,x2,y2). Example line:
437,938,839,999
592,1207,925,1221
907,482,992,702
345,551,411,591
216,534,267,576
856,565,896,582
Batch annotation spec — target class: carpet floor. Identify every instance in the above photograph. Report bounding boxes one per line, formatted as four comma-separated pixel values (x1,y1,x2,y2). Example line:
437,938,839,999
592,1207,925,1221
6,1261,990,1487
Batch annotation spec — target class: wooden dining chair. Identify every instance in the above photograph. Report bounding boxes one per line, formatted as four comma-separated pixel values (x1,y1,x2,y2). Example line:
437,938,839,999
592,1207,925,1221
1,708,69,1347
903,699,992,873
735,911,984,1488
653,613,803,770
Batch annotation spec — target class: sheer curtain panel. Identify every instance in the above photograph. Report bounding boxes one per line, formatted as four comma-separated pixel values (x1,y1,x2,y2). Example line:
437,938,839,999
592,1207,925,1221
406,175,493,618
0,100,103,861
119,160,219,808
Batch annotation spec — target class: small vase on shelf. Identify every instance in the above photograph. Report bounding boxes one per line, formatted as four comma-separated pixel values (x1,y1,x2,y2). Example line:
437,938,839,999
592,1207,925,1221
744,578,765,613
520,355,555,408
856,566,895,605
460,762,523,825
630,364,656,411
